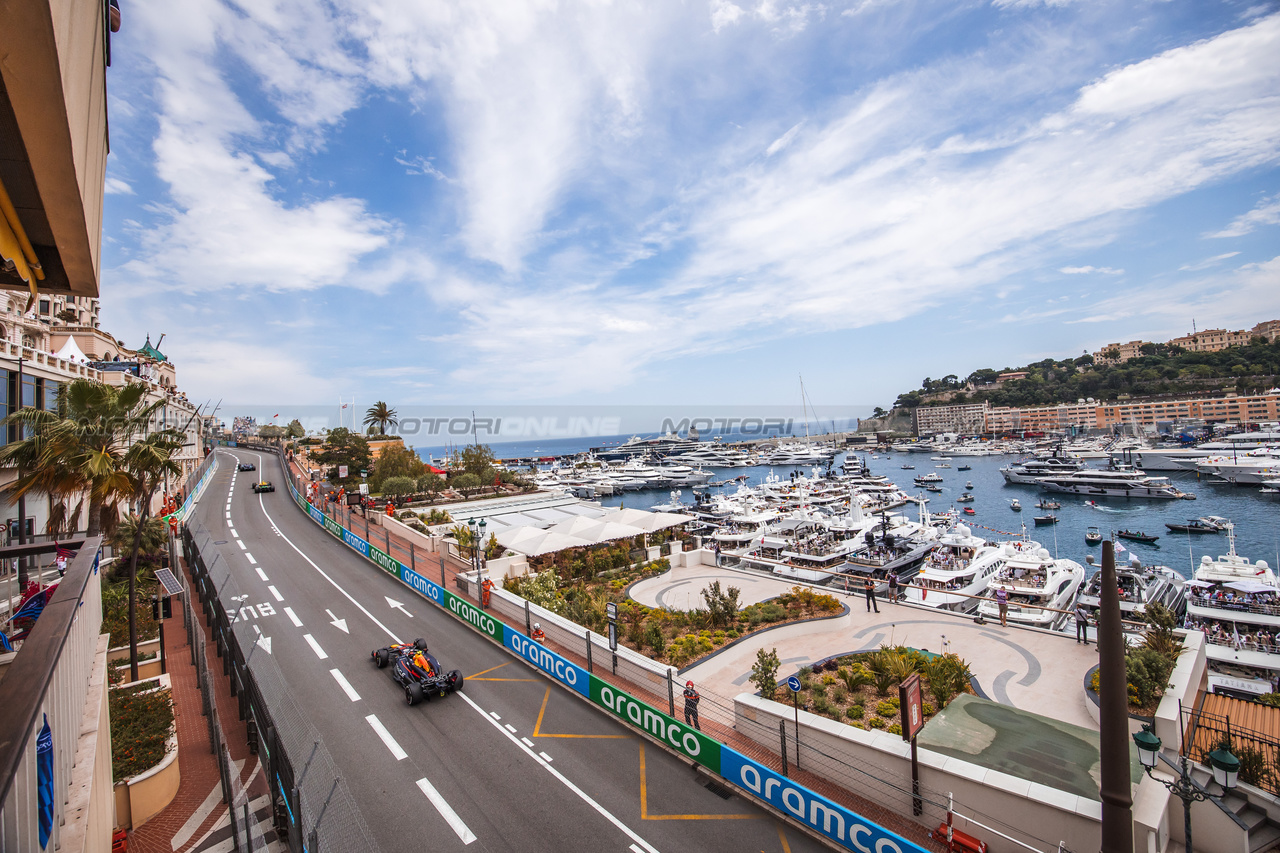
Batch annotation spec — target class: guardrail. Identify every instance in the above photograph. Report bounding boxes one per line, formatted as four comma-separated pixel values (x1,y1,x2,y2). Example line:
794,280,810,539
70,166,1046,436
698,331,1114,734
246,447,930,853
0,538,107,852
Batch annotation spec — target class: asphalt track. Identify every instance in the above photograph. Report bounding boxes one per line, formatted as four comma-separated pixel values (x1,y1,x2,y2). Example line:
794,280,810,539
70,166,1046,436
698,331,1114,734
198,449,829,853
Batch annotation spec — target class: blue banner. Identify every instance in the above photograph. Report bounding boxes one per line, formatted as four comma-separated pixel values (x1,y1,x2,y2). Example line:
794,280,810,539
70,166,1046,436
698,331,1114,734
718,747,925,853
502,626,590,698
37,714,53,849
341,528,370,558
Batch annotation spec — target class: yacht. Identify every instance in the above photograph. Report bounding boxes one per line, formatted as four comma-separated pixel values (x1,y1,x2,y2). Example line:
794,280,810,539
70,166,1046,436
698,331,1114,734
903,524,1006,612
1110,430,1280,472
1183,524,1280,697
1193,449,1280,485
913,472,943,484
999,456,1084,484
976,548,1085,629
1035,469,1194,499
1076,559,1185,630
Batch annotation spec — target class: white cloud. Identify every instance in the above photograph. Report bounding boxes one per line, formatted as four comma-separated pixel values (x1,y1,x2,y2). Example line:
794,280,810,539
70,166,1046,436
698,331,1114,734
1179,252,1240,271
115,0,394,294
1060,266,1123,275
766,122,804,156
104,177,134,195
1207,194,1280,238
710,0,745,31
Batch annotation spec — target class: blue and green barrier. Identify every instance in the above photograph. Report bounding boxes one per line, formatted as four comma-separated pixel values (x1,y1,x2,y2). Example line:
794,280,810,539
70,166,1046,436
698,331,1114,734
284,478,924,853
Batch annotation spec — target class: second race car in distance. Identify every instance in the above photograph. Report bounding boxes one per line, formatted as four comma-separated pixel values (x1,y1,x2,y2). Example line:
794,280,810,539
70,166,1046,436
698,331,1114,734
372,639,464,705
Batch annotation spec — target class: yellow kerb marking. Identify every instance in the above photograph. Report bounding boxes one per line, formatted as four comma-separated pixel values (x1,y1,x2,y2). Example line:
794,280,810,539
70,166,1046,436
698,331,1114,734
639,745,756,821
777,823,792,852
533,687,629,738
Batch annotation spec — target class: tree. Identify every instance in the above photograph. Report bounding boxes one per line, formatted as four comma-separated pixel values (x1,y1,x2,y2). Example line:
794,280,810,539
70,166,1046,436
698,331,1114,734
121,428,184,681
872,406,887,419
0,379,167,540
370,442,425,491
258,425,285,439
457,444,496,479
380,476,415,497
364,401,398,436
417,473,444,493
313,428,372,485
285,419,305,438
749,648,781,698
700,580,741,628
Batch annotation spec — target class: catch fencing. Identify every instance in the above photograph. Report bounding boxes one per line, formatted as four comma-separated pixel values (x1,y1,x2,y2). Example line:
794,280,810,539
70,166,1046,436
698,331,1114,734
183,518,379,853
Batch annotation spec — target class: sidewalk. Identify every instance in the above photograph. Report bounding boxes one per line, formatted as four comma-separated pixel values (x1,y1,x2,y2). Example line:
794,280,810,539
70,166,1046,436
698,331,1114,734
124,557,278,853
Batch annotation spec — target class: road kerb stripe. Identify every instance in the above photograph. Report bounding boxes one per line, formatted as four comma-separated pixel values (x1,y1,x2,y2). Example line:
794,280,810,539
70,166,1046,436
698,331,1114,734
365,715,407,761
303,634,328,660
540,752,553,763
236,540,246,550
268,585,284,602
284,607,303,627
329,669,361,702
245,553,257,564
255,568,269,582
416,777,477,845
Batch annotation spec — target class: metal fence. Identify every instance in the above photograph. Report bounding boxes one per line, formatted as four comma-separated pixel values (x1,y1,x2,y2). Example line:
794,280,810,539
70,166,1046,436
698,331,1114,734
183,518,379,853
1181,701,1280,797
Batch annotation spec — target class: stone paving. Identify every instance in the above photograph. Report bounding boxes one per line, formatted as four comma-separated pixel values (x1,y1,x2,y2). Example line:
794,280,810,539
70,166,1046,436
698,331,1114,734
638,561,1100,729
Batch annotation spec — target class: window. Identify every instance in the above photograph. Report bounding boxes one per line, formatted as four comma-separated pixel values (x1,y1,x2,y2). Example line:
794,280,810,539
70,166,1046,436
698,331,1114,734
44,380,57,412
38,299,49,315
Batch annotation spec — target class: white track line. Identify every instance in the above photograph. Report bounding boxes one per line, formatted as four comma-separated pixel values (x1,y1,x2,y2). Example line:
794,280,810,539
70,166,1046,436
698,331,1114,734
284,607,303,627
229,528,238,538
236,540,246,550
505,724,517,734
540,752,553,763
245,553,257,564
303,633,329,660
255,496,402,643
255,568,269,582
458,692,660,853
521,737,534,747
268,585,284,602
329,669,361,702
365,715,407,761
415,777,477,845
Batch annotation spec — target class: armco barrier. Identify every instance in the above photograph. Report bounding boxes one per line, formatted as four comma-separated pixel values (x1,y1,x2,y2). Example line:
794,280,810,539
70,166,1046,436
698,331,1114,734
274,460,926,853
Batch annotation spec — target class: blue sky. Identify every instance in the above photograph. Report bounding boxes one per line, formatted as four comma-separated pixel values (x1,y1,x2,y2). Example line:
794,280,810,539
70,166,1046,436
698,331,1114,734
99,0,1280,415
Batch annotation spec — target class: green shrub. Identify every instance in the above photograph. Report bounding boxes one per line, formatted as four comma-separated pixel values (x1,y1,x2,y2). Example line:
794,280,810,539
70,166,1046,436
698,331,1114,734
760,603,787,622
832,686,848,703
876,699,900,718
750,648,781,697
110,687,174,782
886,722,902,736
1126,647,1176,708
1258,694,1280,708
867,716,886,729
846,704,865,720
645,622,666,657
922,702,936,716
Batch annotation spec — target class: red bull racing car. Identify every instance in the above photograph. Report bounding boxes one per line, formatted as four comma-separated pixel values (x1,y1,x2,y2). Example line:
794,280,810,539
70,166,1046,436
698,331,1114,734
371,639,464,705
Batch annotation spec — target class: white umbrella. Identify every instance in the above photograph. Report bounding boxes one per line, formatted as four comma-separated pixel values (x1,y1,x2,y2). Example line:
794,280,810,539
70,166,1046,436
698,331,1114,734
1182,579,1215,588
1225,580,1275,594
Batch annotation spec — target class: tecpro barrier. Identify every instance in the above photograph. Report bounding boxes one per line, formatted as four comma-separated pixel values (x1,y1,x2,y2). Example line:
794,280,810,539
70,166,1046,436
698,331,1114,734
281,470,925,853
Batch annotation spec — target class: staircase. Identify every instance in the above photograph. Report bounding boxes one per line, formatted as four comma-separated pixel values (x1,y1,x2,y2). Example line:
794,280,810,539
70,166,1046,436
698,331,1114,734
1219,791,1280,853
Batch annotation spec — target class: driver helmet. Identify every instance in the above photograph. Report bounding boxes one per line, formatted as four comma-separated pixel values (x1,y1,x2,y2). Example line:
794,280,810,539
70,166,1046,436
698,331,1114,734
686,680,694,688
534,622,541,629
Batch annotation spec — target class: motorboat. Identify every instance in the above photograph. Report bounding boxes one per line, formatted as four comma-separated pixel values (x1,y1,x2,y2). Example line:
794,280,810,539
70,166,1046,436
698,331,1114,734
1035,469,1194,500
956,493,974,503
913,473,943,484
1116,530,1159,545
1033,515,1059,526
963,507,976,515
976,547,1085,629
1165,519,1223,535
964,481,974,490
1035,499,1061,510
1009,499,1022,512
936,463,952,469
1085,526,1103,545
901,464,915,470
957,465,972,471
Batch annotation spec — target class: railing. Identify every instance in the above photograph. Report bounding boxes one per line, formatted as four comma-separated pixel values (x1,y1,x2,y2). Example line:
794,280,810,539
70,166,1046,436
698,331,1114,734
1188,595,1280,619
0,538,105,851
1181,703,1280,797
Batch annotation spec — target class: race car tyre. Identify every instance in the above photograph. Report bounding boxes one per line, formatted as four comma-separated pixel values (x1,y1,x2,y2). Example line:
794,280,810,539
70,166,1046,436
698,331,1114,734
413,638,428,651
375,649,390,668
448,670,464,692
406,683,424,706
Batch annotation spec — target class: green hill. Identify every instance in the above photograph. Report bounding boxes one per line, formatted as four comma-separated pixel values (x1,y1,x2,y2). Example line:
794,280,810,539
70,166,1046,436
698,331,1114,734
892,338,1280,412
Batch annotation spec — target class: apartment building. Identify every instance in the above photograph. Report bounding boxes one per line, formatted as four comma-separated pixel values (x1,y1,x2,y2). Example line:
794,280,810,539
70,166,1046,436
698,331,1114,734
1095,320,1280,363
985,401,1098,433
913,402,989,436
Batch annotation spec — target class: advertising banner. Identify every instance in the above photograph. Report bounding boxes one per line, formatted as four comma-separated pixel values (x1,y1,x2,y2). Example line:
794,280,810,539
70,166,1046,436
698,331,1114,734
591,678,719,773
718,747,925,853
399,567,501,642
502,626,589,698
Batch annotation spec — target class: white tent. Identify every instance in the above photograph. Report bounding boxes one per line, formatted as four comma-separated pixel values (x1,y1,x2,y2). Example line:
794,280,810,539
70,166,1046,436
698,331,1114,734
54,336,89,363
544,517,646,544
602,508,693,532
517,531,594,557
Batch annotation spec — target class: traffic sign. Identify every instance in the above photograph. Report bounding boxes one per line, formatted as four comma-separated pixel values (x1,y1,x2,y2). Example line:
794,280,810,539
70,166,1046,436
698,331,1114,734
608,621,618,651
606,602,618,622
786,675,802,693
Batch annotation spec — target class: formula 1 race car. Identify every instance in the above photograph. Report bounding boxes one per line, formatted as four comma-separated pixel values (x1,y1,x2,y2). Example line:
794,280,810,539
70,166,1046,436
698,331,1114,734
371,639,464,705
237,462,256,472
252,481,274,493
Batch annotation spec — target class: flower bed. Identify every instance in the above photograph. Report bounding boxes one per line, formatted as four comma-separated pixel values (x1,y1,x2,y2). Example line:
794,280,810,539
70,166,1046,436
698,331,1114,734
109,684,175,782
754,646,973,732
505,568,842,667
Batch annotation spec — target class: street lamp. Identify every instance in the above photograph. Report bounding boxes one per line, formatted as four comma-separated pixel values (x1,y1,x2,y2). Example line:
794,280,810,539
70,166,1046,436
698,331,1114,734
1132,723,1240,853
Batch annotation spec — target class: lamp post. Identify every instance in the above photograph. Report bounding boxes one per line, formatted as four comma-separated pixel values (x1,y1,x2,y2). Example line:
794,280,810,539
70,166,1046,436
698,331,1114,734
1132,723,1240,853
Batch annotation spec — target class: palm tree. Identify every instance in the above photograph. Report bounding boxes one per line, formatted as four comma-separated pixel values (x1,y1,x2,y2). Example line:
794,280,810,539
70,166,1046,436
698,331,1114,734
120,428,184,681
363,401,398,436
0,379,167,538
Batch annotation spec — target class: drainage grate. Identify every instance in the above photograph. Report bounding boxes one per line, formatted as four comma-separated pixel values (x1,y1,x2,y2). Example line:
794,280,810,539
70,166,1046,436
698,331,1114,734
214,540,228,545
701,780,734,800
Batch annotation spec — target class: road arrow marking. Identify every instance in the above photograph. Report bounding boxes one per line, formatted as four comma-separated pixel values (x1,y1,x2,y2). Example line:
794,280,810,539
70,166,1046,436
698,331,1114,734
326,609,349,633
253,625,272,654
386,597,413,618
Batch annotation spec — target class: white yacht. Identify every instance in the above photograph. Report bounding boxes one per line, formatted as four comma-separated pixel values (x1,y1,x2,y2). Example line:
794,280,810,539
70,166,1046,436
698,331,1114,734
1110,430,1280,472
903,524,1006,612
655,463,713,486
1035,469,1194,499
999,456,1084,484
1193,449,1280,485
1075,559,1185,629
1183,525,1280,696
976,548,1085,629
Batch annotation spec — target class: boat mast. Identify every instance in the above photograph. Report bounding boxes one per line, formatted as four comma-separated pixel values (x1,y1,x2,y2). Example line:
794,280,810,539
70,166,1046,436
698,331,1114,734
799,373,811,445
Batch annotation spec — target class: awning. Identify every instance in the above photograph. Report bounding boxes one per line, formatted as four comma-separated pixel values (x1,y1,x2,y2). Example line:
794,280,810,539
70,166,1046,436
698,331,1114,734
1225,580,1275,594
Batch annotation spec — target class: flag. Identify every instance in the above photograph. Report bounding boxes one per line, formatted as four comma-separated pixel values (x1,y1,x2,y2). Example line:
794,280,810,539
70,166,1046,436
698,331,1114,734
37,715,53,848
55,544,76,560
1234,622,1241,650
342,404,349,409
1114,542,1126,553
0,631,11,652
